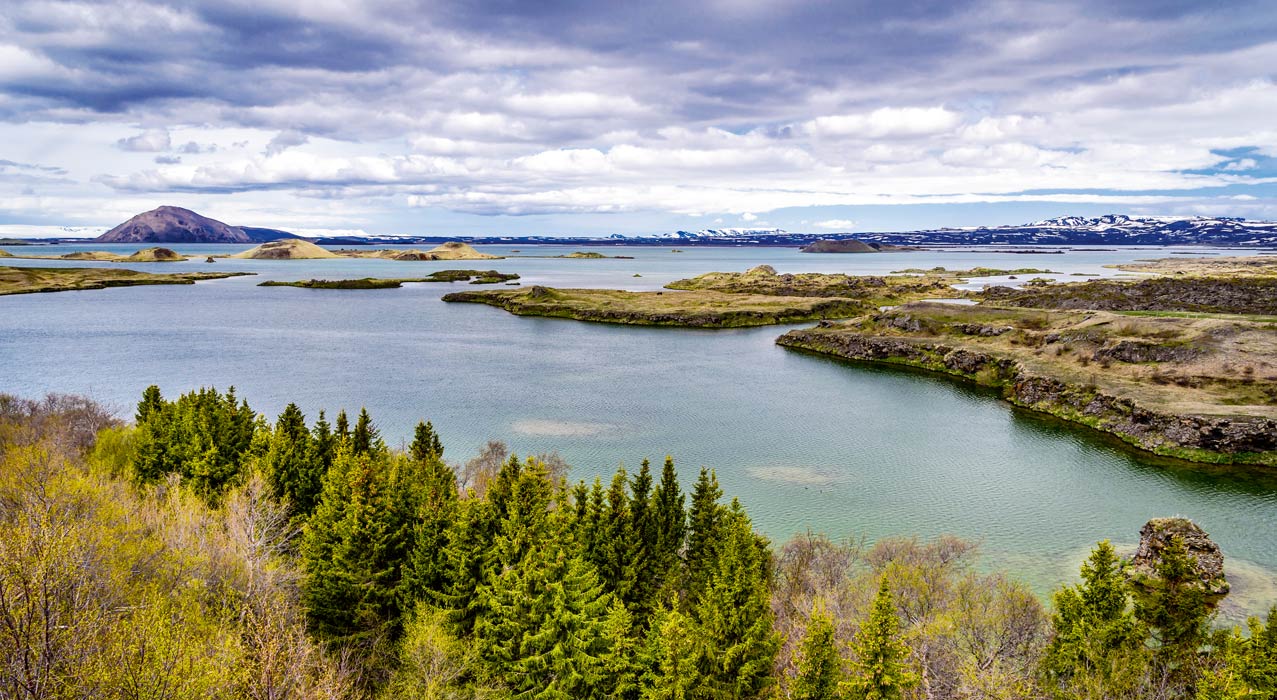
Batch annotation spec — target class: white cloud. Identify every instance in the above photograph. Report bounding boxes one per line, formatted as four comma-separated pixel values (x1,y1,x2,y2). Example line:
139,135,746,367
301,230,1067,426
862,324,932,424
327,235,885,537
813,219,855,229
1223,158,1258,171
804,107,962,139
116,128,172,152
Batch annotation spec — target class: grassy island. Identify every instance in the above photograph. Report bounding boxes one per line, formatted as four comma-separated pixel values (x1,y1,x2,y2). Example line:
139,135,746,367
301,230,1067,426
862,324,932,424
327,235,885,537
261,270,519,289
443,285,866,327
892,266,1060,276
6,246,189,263
666,264,968,302
0,264,251,295
779,302,1277,465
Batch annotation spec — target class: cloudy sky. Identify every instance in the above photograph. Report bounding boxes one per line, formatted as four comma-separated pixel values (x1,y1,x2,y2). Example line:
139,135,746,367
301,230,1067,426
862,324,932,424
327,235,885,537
2,0,1276,237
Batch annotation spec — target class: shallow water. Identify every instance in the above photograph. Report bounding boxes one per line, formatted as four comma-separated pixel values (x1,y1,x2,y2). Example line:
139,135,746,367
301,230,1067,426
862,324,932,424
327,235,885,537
3,242,1275,613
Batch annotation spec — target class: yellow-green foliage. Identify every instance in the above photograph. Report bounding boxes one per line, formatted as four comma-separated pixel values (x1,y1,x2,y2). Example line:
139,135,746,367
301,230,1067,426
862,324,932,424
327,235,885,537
0,403,356,700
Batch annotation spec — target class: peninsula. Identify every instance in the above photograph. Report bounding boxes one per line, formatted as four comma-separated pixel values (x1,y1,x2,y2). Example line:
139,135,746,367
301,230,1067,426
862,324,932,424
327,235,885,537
442,285,865,327
0,265,251,295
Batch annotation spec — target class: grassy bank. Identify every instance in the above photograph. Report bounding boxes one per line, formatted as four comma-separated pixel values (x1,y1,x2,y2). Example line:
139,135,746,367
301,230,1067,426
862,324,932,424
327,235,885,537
777,303,1277,465
0,265,252,295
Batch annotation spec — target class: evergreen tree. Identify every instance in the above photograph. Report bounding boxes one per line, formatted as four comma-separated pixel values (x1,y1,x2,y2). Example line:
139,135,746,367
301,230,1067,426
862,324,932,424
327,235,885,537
312,410,336,476
130,385,259,500
136,384,164,424
351,407,382,456
409,420,445,462
845,578,917,700
603,599,642,700
335,410,349,443
641,607,702,700
1134,534,1213,689
401,455,460,607
684,467,723,603
597,467,636,600
652,456,686,594
627,459,658,618
692,506,779,700
435,496,497,638
263,403,323,516
794,603,844,700
472,459,613,697
1042,540,1147,696
301,449,410,645
1196,606,1277,700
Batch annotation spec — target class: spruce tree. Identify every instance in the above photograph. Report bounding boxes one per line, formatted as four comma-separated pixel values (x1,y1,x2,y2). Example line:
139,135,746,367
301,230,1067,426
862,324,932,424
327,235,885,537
334,410,349,443
401,455,460,607
136,384,164,424
845,578,916,700
794,603,844,700
692,506,779,700
263,403,323,516
641,606,702,700
684,467,723,602
652,456,685,590
301,449,410,644
627,459,658,618
409,420,444,462
1042,540,1147,695
1134,534,1213,688
312,410,336,476
351,407,382,456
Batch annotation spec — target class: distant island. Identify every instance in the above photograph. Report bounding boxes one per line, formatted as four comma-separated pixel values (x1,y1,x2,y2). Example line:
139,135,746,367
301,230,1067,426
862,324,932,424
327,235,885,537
799,239,915,253
0,265,251,295
96,206,300,244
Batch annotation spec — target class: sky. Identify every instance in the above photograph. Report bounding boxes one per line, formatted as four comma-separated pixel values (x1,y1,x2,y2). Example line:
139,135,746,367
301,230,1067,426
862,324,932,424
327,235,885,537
2,0,1277,238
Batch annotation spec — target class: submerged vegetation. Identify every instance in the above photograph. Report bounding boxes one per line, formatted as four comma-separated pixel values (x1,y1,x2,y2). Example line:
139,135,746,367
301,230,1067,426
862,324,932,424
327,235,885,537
0,264,252,295
2,387,1275,700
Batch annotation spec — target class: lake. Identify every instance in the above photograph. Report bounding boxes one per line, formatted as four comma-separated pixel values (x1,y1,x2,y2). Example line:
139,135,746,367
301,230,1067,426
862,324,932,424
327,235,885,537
3,242,1275,616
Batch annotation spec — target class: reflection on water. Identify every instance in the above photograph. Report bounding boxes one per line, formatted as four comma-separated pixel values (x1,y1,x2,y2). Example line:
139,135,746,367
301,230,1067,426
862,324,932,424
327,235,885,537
3,242,1275,614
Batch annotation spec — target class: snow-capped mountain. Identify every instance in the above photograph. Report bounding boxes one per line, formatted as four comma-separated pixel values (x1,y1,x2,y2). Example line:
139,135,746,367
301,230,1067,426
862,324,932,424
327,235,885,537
853,214,1277,247
660,228,788,239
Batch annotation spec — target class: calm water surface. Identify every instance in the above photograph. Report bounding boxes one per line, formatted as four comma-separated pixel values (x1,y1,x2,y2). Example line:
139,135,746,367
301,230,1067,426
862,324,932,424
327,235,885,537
3,243,1275,614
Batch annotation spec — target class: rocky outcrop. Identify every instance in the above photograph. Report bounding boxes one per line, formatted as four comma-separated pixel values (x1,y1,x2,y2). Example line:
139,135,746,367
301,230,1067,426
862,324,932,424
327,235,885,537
97,206,300,244
1128,517,1229,599
982,277,1277,315
230,239,339,260
777,328,1277,463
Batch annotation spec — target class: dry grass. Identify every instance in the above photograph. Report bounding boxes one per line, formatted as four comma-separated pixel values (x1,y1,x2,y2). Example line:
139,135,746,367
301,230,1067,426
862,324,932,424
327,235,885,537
0,265,251,295
827,302,1277,419
443,286,867,327
1109,256,1277,277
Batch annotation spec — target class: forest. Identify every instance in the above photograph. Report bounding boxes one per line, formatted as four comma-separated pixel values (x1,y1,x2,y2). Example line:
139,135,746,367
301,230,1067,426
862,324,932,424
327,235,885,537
0,386,1273,700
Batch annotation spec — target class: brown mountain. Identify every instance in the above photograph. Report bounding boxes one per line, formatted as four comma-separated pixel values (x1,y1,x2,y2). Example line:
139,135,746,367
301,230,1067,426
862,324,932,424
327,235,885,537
799,239,915,253
96,206,299,243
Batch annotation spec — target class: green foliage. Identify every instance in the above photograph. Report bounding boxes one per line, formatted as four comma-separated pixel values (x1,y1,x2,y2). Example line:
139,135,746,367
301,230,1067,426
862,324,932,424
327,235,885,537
1197,607,1277,699
845,578,917,700
684,467,723,603
411,420,445,462
692,504,780,699
301,449,415,646
1134,534,1214,691
401,455,460,607
1041,540,1148,697
131,384,260,501
265,402,326,516
793,603,844,700
641,607,703,700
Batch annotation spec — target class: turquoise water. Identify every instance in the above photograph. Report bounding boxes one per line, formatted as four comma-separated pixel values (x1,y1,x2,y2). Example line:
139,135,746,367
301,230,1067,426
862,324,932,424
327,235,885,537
3,243,1275,613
